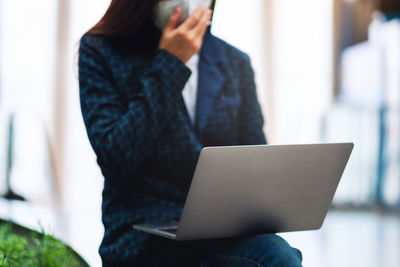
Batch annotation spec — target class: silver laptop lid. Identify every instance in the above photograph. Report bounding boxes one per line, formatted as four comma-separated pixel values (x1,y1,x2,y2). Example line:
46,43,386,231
176,143,353,241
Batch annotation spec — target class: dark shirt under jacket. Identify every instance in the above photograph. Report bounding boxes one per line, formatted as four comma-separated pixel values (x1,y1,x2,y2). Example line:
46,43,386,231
78,27,267,264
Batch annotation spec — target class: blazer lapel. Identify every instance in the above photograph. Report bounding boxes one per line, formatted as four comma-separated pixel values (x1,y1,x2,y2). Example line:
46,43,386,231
195,28,226,138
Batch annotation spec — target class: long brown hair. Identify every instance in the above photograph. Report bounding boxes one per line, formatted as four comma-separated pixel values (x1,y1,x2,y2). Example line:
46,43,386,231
83,0,216,55
88,0,158,38
87,0,216,37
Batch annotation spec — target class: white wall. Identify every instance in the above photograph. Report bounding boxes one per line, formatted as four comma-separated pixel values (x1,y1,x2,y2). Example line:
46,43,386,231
212,0,333,144
0,0,58,202
271,0,333,143
0,0,57,121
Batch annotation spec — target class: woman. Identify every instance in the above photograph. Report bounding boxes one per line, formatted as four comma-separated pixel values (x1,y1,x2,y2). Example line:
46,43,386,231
79,0,303,266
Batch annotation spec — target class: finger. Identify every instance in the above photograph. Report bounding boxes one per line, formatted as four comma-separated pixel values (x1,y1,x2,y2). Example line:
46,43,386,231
165,6,182,31
180,6,205,31
191,9,212,37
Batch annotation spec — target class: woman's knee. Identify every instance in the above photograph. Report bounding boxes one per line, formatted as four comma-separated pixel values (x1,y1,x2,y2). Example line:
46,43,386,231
209,234,303,267
247,234,302,267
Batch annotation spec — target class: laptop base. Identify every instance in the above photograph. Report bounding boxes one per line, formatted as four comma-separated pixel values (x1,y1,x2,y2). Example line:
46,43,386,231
133,222,179,240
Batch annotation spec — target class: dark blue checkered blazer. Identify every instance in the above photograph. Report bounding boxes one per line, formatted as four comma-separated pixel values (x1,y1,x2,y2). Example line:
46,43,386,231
79,27,267,265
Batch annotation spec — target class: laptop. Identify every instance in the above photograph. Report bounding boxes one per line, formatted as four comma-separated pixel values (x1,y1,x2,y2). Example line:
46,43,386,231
133,143,353,241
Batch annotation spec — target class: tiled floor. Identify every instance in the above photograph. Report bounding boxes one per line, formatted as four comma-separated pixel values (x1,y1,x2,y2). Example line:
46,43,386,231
279,208,400,267
1,199,399,267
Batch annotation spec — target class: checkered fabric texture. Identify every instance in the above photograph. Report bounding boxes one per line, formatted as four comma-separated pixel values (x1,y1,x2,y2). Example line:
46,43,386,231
78,28,267,265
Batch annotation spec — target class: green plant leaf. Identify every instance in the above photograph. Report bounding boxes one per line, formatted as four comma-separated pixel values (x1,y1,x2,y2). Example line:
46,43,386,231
0,221,83,267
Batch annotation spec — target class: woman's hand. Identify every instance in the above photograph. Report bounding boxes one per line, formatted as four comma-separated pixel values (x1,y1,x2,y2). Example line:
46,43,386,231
159,6,212,63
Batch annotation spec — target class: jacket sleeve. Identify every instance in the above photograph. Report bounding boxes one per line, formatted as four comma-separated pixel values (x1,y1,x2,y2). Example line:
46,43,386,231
236,54,268,145
78,35,192,183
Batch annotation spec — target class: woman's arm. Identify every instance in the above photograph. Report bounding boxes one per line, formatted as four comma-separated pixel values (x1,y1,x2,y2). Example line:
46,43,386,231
79,35,191,182
237,54,268,145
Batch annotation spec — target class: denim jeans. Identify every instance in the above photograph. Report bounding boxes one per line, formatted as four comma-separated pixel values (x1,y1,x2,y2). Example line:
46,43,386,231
128,233,303,267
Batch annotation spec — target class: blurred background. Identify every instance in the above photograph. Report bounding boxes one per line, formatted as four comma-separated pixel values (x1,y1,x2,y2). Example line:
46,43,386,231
0,0,399,266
